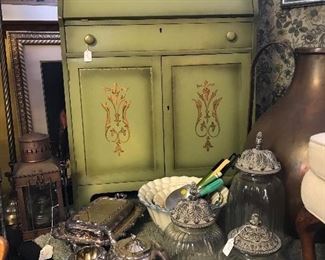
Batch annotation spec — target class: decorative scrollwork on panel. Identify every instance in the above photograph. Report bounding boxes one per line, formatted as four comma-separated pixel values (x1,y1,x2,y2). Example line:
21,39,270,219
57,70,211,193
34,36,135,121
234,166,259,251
101,83,131,156
192,80,222,152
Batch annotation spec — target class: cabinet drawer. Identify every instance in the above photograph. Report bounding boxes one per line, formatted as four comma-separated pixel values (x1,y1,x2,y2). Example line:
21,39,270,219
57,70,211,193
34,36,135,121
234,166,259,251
65,22,252,54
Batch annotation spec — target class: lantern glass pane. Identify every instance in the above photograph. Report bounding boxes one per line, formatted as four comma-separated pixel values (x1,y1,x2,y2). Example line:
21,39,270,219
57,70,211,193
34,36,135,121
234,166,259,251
23,183,59,230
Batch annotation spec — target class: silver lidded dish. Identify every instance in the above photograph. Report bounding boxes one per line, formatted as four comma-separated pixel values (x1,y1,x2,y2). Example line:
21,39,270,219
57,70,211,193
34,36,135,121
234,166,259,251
108,232,169,260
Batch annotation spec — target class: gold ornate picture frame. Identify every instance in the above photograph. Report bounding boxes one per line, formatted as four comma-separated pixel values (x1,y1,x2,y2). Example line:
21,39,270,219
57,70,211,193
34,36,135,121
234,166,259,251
7,31,60,135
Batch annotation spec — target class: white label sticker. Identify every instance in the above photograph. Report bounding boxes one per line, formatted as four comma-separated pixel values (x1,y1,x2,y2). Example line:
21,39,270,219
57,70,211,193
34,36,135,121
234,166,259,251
84,49,92,62
222,237,234,256
39,244,53,260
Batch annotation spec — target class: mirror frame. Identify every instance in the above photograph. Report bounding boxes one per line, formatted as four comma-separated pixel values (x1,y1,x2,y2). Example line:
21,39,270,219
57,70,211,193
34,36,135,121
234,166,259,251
7,31,60,134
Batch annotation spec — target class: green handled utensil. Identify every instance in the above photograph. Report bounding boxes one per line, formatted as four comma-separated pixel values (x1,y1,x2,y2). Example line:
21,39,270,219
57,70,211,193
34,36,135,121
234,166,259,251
199,178,224,197
197,153,237,189
165,153,238,210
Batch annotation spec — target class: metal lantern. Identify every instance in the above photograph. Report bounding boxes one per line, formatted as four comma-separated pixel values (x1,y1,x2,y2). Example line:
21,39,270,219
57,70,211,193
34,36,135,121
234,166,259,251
13,133,66,240
226,132,285,240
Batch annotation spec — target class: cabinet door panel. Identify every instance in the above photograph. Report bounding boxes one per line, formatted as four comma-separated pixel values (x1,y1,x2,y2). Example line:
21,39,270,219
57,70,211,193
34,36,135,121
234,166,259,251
163,54,251,177
67,57,164,187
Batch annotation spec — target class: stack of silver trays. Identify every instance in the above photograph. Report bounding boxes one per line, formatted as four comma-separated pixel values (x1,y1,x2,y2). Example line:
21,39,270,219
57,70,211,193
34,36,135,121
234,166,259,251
53,196,145,248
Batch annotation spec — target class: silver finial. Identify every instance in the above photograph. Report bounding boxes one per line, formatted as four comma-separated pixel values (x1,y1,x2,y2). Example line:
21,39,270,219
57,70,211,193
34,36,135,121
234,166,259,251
256,132,263,150
249,213,262,226
188,182,199,201
235,131,281,175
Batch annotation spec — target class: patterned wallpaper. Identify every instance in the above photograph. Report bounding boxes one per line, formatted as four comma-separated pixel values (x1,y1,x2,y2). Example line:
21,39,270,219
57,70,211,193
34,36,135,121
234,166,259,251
255,0,325,118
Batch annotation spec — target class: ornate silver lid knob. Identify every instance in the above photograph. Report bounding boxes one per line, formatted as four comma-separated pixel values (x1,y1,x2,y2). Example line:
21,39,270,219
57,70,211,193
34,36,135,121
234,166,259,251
235,131,281,175
255,131,263,150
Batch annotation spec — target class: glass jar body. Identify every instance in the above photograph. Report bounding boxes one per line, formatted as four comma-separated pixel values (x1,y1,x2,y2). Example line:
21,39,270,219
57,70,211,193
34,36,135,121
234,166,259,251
226,172,285,238
217,248,286,260
164,223,224,259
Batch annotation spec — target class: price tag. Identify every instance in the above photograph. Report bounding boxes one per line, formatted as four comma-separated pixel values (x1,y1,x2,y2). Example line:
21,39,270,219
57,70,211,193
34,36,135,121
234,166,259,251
222,237,234,256
222,226,245,256
84,48,92,62
39,244,53,260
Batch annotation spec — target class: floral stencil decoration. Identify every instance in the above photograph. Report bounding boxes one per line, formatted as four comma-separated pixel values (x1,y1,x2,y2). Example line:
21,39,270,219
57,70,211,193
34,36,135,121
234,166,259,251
101,83,131,156
193,80,222,152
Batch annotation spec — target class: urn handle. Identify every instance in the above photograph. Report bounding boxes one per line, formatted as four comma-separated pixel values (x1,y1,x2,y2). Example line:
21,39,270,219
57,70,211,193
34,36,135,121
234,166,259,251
150,249,169,260
249,42,295,132
107,230,117,247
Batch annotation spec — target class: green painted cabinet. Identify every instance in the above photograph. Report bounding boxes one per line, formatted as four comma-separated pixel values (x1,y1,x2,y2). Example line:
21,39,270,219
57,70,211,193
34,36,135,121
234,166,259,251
59,0,257,208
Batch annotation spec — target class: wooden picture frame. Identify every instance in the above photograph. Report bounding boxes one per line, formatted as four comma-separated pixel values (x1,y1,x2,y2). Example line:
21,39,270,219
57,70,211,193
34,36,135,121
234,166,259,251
7,31,61,135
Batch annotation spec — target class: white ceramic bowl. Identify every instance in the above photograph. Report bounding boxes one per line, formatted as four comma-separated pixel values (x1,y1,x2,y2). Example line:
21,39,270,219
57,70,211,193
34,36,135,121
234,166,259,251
138,176,200,231
153,186,181,208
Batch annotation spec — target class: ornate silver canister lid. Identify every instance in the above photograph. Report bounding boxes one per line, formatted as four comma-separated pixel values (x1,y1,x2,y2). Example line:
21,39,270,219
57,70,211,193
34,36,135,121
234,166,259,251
236,132,281,175
170,184,215,229
228,213,281,256
111,234,151,259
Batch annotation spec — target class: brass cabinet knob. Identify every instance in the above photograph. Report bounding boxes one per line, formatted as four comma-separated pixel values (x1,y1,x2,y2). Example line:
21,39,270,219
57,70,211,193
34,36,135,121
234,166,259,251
226,31,237,42
84,34,96,45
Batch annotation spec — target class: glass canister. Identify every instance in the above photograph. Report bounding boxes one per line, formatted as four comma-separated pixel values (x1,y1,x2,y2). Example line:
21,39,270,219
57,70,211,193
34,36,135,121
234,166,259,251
163,185,224,259
226,132,285,238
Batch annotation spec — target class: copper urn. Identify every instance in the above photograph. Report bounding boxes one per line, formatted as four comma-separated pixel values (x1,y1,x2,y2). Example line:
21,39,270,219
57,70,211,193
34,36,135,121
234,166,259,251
247,48,325,259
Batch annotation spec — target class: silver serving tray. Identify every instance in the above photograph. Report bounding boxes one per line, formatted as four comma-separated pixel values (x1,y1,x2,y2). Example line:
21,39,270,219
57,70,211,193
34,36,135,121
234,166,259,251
53,196,145,247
